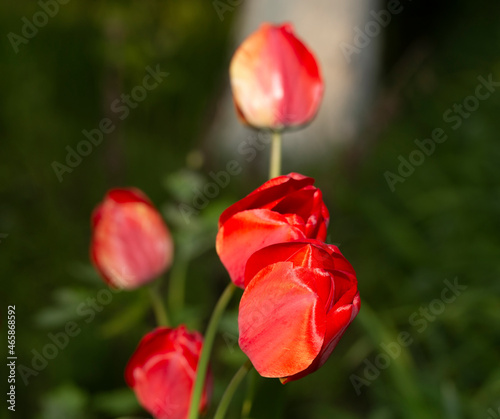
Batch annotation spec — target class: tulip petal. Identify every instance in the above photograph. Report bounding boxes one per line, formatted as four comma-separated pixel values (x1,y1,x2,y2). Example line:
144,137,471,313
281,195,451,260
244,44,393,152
274,24,323,128
326,244,356,275
273,187,329,237
133,354,193,419
303,189,330,240
107,188,152,205
244,240,336,287
218,173,313,227
322,291,361,361
280,291,360,384
125,327,173,387
216,209,306,287
239,262,326,378
92,188,152,228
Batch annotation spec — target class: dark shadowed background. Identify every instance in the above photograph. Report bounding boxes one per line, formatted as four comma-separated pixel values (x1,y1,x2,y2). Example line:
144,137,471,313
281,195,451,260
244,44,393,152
1,1,500,418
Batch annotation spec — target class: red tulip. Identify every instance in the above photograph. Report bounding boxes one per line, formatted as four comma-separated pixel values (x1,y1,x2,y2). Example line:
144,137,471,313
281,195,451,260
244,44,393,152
215,173,329,288
90,188,173,289
238,240,360,383
229,22,323,130
125,326,212,419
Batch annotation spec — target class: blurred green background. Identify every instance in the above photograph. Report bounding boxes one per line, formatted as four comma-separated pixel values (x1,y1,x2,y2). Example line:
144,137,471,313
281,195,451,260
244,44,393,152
1,1,499,418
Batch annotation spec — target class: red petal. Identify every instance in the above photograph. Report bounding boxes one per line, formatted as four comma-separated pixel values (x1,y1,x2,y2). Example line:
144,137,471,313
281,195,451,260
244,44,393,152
133,354,192,419
91,203,104,229
125,327,173,387
238,262,326,377
304,189,330,240
107,188,152,205
325,244,356,276
244,240,336,287
272,187,316,220
216,209,306,288
281,291,360,384
218,173,313,227
274,24,323,128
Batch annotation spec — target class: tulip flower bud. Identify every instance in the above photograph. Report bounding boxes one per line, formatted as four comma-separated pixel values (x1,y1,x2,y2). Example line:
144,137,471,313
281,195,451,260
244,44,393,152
125,326,212,419
238,240,360,383
230,22,324,130
90,188,173,289
216,173,329,288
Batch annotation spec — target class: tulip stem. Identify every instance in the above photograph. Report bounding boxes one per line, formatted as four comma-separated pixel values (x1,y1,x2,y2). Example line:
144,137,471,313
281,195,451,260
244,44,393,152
269,130,282,179
214,359,253,419
148,284,170,327
241,367,256,418
188,282,237,419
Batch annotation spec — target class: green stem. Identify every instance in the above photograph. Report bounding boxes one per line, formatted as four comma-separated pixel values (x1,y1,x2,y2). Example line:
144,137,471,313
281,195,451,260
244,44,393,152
148,284,170,327
241,366,256,418
188,283,237,419
214,359,253,419
269,130,282,179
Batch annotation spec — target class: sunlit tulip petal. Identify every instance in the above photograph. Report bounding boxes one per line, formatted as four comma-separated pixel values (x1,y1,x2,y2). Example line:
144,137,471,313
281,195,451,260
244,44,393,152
239,262,327,377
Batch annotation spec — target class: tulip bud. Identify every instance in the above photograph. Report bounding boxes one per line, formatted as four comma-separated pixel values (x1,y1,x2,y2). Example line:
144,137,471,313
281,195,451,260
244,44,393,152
125,326,212,419
238,240,360,383
216,173,329,288
230,22,324,130
90,188,173,289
